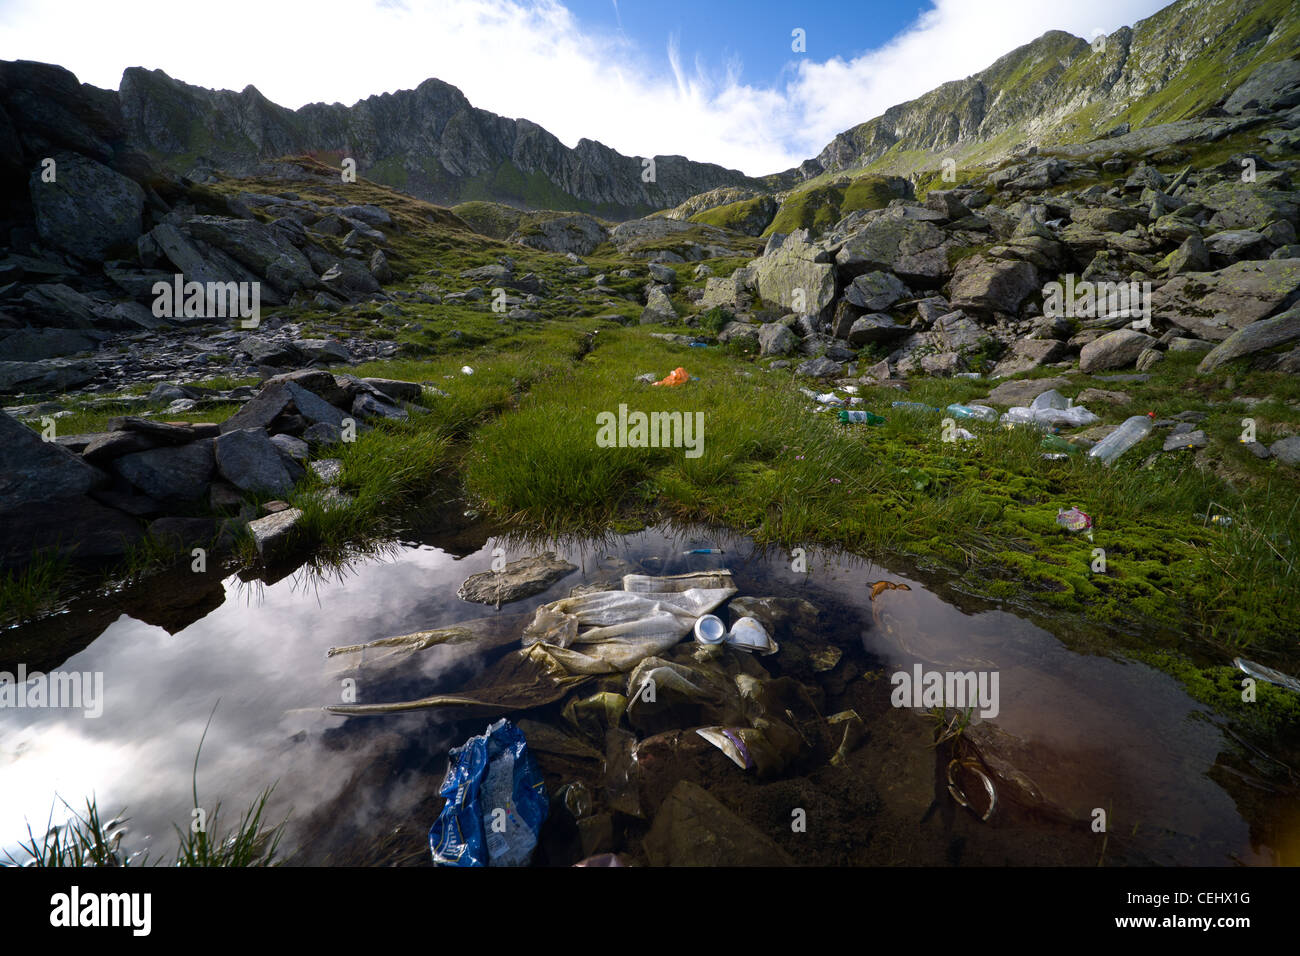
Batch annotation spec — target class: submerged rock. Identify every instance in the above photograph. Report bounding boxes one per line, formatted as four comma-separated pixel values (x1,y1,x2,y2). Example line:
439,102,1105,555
457,552,578,605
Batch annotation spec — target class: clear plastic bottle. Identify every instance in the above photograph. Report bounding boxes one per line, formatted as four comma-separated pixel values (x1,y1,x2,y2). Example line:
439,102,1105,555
946,403,999,422
1087,415,1154,465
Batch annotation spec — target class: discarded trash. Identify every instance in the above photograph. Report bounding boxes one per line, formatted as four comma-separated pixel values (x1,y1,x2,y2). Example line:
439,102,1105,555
696,727,756,770
523,572,737,674
1029,389,1069,411
1087,414,1154,466
952,426,976,441
726,616,778,654
1234,657,1300,694
688,342,710,348
815,392,844,406
429,718,548,867
1001,404,1100,429
891,402,941,413
684,548,725,554
1041,453,1070,461
573,853,625,867
869,580,912,601
558,781,593,819
1210,514,1234,527
947,758,996,822
1055,507,1092,532
461,365,474,375
828,710,865,768
945,403,998,422
694,614,727,644
1040,434,1081,455
838,410,886,425
652,367,690,387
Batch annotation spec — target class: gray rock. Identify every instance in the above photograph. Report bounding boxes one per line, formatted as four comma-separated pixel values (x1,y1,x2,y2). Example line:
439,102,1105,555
751,231,836,319
835,216,951,287
1079,329,1159,373
29,153,145,261
269,433,310,463
369,249,393,283
0,494,142,570
239,336,302,367
641,286,678,325
983,376,1073,406
847,314,905,347
293,338,351,363
992,338,1067,377
0,410,107,513
1223,59,1300,115
0,328,101,361
1205,229,1268,261
302,422,344,447
510,214,609,256
81,430,158,465
309,459,343,483
247,507,304,562
1269,436,1300,467
949,257,1039,314
1163,429,1207,451
795,356,844,379
320,259,381,296
114,439,214,503
1197,307,1300,373
19,283,100,327
352,392,408,421
457,551,578,604
219,381,347,434
1164,234,1210,276
647,263,677,285
215,428,294,496
757,322,796,357
360,377,422,403
0,359,97,394
184,216,318,296
843,271,908,311
1152,259,1300,341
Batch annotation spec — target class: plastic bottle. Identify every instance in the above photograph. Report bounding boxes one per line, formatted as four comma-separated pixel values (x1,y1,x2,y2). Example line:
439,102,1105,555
946,403,999,422
1040,434,1081,455
891,402,941,413
1087,415,1154,465
839,410,886,425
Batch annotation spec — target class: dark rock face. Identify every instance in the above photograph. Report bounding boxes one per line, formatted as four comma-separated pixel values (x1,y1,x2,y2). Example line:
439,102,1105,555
0,410,107,512
29,152,145,260
113,439,215,503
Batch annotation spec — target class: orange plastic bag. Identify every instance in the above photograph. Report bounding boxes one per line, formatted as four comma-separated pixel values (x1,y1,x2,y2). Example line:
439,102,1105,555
652,367,689,387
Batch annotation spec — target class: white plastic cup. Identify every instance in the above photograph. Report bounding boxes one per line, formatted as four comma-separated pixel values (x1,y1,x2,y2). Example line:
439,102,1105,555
726,617,773,653
694,614,727,644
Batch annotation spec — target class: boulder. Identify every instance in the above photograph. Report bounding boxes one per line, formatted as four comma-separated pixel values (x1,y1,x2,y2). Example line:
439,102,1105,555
1079,329,1158,373
0,359,97,394
0,410,107,512
983,376,1073,406
183,216,318,296
835,216,951,286
751,231,836,319
1151,259,1300,341
1223,60,1300,115
352,392,408,421
219,381,348,434
1197,307,1300,373
29,153,145,261
510,214,609,256
991,338,1067,377
114,439,215,503
842,271,908,311
757,322,796,357
948,257,1039,315
641,286,678,324
0,328,101,361
847,314,905,347
795,356,844,379
0,495,142,569
214,428,294,497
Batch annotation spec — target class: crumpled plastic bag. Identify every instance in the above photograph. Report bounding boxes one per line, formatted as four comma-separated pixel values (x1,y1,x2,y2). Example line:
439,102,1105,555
523,585,737,675
429,718,548,867
1000,404,1099,429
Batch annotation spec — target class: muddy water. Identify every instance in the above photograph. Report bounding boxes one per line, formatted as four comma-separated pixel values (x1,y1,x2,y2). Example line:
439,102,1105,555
1,518,1297,866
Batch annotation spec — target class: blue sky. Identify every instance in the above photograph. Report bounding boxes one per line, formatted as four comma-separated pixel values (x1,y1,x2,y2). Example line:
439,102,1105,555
0,0,1171,174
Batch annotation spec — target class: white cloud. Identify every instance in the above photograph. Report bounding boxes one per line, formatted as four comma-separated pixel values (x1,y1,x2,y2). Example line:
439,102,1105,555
0,0,1169,176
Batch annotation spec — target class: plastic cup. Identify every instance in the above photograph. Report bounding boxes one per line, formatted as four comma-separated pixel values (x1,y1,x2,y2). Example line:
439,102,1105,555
726,617,773,652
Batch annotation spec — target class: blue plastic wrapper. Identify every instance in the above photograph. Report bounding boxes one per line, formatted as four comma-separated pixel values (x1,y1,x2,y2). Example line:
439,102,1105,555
429,718,548,867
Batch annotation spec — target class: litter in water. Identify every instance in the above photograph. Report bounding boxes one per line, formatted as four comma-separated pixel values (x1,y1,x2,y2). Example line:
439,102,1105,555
1234,657,1300,694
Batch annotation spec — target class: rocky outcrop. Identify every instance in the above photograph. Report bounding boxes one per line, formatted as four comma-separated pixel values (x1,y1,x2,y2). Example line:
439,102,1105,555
115,67,759,217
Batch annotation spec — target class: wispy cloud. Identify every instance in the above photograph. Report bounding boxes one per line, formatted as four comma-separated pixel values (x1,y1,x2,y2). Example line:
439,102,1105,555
0,0,1168,176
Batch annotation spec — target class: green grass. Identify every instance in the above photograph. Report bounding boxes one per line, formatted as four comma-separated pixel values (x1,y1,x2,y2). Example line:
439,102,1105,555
0,550,70,626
